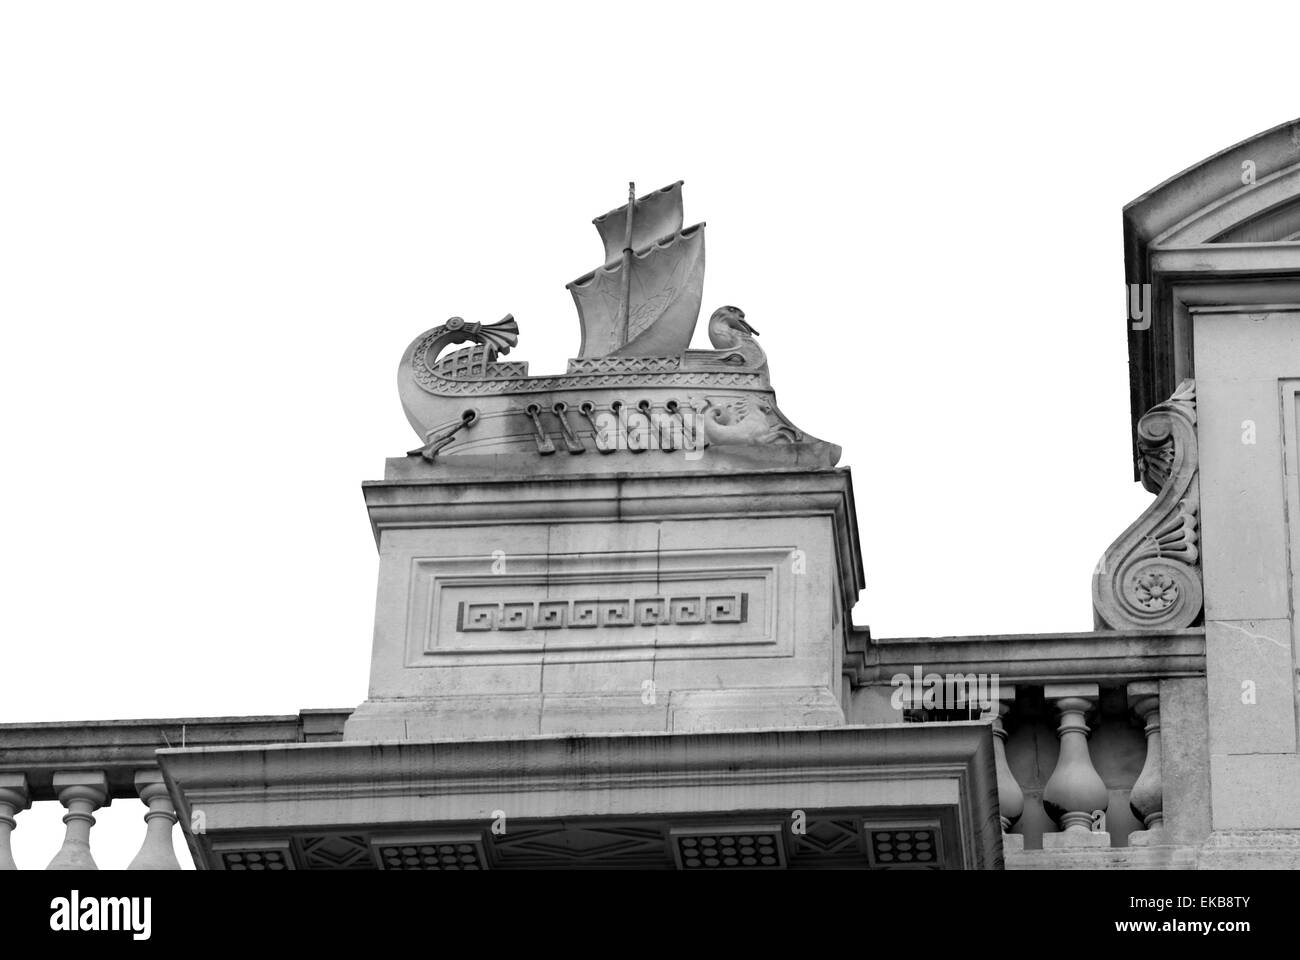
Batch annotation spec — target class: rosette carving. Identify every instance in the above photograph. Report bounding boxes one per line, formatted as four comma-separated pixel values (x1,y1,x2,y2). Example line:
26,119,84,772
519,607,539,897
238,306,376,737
1092,380,1202,630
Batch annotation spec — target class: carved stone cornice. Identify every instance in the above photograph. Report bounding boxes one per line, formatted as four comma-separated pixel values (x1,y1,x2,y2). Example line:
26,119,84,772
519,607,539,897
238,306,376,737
0,710,351,802
157,723,1003,870
1093,379,1202,631
845,627,1206,687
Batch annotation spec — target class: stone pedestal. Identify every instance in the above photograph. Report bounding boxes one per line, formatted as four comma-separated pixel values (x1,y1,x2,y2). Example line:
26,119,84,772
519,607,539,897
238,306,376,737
345,466,863,741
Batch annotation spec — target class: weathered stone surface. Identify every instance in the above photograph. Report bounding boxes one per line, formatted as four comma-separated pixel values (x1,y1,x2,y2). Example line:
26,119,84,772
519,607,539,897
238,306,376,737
1205,618,1296,755
1158,677,1211,847
1197,829,1300,869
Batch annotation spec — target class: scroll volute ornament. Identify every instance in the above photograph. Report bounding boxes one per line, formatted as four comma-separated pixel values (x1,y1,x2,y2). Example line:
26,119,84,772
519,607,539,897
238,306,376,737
1093,380,1202,631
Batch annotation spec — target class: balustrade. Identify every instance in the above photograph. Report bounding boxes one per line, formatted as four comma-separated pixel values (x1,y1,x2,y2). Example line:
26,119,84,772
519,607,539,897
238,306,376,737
981,685,1024,852
1126,681,1164,844
47,771,108,870
0,709,351,869
128,770,182,871
851,628,1196,857
1041,684,1110,847
0,773,29,871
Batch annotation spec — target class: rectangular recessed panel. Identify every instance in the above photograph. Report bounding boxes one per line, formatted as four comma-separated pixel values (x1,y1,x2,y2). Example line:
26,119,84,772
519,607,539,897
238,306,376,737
371,832,489,871
406,548,788,664
211,839,295,871
861,820,944,869
670,824,786,869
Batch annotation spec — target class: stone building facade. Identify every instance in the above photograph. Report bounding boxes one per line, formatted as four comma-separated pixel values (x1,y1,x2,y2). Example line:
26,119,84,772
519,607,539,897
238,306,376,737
2,120,1299,870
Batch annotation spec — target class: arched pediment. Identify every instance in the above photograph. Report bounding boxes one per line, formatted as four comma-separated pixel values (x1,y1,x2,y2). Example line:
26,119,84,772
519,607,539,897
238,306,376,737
1126,118,1300,247
1122,118,1300,479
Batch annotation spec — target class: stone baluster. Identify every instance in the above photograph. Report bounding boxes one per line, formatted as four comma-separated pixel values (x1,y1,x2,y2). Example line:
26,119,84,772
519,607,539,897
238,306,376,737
47,771,109,870
1126,681,1164,845
128,770,182,870
981,685,1024,853
1042,684,1110,848
0,774,31,871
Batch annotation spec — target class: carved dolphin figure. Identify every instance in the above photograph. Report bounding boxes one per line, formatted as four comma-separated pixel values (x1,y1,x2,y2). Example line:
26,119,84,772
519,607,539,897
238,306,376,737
688,395,780,444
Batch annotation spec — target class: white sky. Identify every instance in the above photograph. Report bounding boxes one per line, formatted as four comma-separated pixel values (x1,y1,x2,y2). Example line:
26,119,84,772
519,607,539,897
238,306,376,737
2,1,1298,867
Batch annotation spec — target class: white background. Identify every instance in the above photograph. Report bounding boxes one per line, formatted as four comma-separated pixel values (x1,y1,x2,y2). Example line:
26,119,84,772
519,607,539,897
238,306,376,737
2,1,1296,868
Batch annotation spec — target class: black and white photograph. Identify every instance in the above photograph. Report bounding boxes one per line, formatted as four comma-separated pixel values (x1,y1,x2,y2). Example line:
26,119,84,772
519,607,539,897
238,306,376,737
1,0,1297,942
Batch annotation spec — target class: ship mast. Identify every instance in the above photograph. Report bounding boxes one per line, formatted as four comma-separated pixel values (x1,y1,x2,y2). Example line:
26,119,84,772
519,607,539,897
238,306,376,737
619,181,635,348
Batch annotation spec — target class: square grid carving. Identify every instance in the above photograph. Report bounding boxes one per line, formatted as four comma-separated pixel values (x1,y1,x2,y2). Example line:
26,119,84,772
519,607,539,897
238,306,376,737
211,839,295,871
862,821,943,869
371,832,489,871
670,824,786,869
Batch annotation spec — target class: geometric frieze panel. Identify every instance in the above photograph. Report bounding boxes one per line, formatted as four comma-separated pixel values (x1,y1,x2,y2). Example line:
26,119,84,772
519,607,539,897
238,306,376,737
670,824,786,869
457,593,748,631
371,832,489,871
211,816,946,870
211,839,295,871
491,824,667,869
786,817,865,865
298,834,373,870
409,548,790,661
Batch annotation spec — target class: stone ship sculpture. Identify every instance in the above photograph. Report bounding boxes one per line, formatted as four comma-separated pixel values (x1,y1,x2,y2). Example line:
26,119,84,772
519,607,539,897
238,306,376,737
397,182,839,470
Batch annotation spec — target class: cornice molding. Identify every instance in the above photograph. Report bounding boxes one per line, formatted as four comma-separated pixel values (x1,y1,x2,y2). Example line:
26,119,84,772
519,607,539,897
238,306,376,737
845,627,1205,687
363,466,866,619
0,709,352,802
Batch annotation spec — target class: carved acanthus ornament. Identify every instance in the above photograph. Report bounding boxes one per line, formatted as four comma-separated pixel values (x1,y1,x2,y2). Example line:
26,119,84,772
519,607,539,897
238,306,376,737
1092,379,1202,631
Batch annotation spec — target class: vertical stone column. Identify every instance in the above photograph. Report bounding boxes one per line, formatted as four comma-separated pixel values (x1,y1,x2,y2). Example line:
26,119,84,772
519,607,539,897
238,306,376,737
0,774,30,871
1042,684,1110,848
981,685,1024,853
47,771,109,870
1126,681,1164,845
128,770,182,870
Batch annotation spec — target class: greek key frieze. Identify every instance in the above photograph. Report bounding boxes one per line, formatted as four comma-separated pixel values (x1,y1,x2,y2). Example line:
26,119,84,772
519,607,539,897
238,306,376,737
456,593,748,632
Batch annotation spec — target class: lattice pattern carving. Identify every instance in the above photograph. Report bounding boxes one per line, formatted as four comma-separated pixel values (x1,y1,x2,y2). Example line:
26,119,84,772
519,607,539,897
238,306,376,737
566,357,683,375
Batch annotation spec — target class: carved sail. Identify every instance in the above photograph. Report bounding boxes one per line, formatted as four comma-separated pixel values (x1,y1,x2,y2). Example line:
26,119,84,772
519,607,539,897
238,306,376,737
593,180,685,264
569,226,705,359
567,182,706,359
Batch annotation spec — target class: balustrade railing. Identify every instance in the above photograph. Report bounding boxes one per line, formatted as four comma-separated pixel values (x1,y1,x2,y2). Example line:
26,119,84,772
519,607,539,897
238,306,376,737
844,626,1205,856
0,710,350,870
